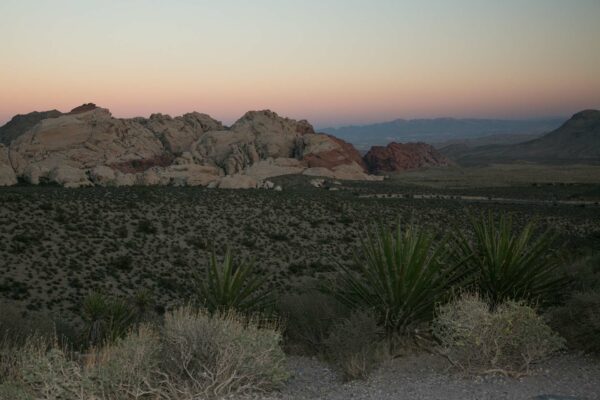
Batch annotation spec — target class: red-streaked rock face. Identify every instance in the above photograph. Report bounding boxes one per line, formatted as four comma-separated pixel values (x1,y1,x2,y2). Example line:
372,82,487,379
302,134,367,171
364,142,451,173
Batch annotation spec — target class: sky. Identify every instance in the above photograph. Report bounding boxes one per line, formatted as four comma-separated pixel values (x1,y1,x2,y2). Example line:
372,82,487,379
1,0,599,127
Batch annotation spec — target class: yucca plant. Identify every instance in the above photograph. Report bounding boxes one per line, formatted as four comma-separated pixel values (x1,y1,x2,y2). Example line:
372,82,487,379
453,213,568,308
193,246,272,314
82,292,135,346
324,222,469,335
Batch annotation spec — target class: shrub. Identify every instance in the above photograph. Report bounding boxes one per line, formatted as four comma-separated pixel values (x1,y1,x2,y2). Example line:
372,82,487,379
453,214,568,308
3,335,84,400
193,246,272,314
85,324,160,399
324,222,467,334
323,310,387,381
547,290,600,354
433,294,565,375
278,290,347,354
160,306,288,398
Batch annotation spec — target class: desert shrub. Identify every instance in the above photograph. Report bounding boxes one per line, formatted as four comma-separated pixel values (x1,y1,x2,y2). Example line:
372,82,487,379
453,214,568,308
82,292,135,346
323,310,387,381
325,222,467,334
159,306,288,398
1,326,160,400
547,290,600,354
193,246,272,314
85,324,160,399
278,290,347,354
2,335,84,400
433,294,565,375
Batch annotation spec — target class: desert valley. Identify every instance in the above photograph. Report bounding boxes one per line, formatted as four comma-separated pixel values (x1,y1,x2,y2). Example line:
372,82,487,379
1,1,600,399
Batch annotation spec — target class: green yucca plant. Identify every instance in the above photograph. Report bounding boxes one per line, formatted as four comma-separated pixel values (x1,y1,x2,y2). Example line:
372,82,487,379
324,222,468,334
82,292,135,346
453,213,568,308
193,246,272,314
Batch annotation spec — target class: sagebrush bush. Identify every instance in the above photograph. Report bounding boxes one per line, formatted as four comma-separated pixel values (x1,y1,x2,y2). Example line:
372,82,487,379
433,294,565,375
453,214,568,307
160,306,288,398
323,310,387,381
325,222,467,334
0,309,287,399
85,324,160,399
278,290,347,354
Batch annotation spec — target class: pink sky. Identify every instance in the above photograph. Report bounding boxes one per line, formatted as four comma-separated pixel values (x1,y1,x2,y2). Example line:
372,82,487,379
1,1,599,127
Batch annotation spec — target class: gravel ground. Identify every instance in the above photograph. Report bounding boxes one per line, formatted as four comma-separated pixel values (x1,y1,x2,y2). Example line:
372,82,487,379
243,353,600,400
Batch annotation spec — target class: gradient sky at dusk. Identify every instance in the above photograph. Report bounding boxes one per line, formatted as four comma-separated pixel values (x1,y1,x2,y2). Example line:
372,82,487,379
1,0,599,127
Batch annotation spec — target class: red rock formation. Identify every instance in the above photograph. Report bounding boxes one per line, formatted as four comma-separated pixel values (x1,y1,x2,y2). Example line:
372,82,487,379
364,142,451,173
303,134,368,171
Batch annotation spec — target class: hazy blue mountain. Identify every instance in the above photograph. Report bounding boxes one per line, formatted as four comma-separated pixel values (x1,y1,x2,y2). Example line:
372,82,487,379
320,117,566,150
440,110,600,165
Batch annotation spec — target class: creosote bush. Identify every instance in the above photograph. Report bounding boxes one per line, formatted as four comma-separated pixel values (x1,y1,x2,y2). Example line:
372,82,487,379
433,294,565,376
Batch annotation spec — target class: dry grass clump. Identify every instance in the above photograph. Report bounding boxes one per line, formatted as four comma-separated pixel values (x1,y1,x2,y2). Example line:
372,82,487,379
433,294,565,376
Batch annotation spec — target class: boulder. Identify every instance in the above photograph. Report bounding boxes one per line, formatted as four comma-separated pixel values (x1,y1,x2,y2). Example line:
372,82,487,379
114,172,137,186
88,165,117,186
218,174,258,189
0,144,17,186
48,165,92,188
156,164,221,186
243,158,304,180
303,167,336,178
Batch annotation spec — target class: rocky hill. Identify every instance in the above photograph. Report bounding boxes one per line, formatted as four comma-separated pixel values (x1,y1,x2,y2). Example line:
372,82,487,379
0,104,381,188
442,110,600,165
363,142,452,173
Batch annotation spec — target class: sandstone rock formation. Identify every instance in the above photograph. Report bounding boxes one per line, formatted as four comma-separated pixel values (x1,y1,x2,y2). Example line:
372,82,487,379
363,142,452,173
0,104,385,187
0,144,17,186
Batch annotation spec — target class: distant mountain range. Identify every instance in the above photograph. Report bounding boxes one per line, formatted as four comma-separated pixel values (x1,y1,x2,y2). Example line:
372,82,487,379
320,117,567,150
440,110,600,165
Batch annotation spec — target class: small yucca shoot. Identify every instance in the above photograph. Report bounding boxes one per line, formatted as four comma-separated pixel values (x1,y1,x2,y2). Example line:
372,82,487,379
194,246,272,314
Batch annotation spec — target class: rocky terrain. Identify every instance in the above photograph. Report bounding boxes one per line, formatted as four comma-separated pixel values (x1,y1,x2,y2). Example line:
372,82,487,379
364,142,452,173
442,110,600,165
0,104,382,188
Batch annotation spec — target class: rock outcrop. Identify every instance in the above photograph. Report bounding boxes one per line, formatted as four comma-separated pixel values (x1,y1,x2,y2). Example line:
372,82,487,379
364,142,452,173
0,104,384,187
0,144,17,186
0,110,62,145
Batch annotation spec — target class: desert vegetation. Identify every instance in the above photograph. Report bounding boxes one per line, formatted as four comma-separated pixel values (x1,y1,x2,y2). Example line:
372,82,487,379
1,179,599,398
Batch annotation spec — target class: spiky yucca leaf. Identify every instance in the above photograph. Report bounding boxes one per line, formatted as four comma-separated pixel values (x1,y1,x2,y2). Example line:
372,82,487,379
325,223,468,334
194,246,272,314
454,213,568,308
